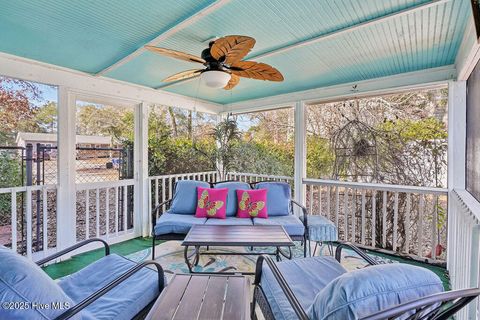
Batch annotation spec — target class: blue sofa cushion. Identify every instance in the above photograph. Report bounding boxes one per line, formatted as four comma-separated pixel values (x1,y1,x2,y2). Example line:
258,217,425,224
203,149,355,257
154,212,206,235
261,256,346,320
253,215,305,236
205,217,253,226
170,180,210,214
214,181,251,216
254,182,291,216
309,264,444,320
0,246,76,320
301,215,338,242
59,254,160,320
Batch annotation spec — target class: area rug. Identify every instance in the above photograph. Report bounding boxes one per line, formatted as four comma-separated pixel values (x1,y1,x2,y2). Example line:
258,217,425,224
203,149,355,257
125,241,393,282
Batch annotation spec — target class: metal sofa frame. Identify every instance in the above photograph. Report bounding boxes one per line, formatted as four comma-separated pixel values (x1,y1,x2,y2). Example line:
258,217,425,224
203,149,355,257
252,242,480,320
151,180,309,259
36,238,165,320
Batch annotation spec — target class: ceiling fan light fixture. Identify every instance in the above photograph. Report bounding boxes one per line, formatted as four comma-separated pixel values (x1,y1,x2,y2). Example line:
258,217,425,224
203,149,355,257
200,70,231,88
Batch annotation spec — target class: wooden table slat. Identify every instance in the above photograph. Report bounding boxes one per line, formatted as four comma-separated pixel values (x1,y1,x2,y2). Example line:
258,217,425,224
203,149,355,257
173,275,210,320
146,274,191,320
198,276,228,320
223,277,248,320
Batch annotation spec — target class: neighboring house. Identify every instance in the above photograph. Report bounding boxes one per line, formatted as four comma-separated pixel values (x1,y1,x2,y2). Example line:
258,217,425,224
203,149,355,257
15,132,113,159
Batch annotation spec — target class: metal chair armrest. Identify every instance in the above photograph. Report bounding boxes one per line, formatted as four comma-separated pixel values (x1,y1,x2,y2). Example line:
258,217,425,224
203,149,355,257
55,260,165,320
151,199,172,230
335,242,378,266
291,199,308,228
360,288,480,320
254,255,309,320
36,238,110,266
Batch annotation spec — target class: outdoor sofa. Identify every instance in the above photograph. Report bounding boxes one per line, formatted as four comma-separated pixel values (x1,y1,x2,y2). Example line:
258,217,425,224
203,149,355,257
253,242,480,320
0,238,165,320
151,180,309,259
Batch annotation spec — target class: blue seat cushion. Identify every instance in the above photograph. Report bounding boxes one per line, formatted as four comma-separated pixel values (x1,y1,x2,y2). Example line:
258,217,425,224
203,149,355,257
309,264,444,320
154,212,206,235
205,217,253,226
261,256,346,320
170,180,210,214
253,215,305,236
254,182,291,216
0,246,75,320
214,181,251,216
301,215,338,242
59,254,160,320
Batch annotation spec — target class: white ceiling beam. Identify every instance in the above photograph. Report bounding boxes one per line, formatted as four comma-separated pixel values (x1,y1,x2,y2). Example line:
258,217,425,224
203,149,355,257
223,65,455,114
96,0,231,76
157,0,450,90
0,52,222,113
455,11,480,81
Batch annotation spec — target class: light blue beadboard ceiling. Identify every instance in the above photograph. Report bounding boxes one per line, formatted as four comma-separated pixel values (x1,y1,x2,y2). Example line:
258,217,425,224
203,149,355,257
0,0,469,104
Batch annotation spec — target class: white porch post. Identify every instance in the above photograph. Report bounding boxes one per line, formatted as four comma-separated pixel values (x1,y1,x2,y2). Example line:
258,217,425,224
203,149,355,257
446,80,466,270
134,102,150,237
56,87,77,249
294,101,307,212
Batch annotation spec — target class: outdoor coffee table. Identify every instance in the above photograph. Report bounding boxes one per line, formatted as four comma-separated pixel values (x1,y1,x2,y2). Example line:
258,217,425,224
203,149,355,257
182,225,295,274
145,274,250,320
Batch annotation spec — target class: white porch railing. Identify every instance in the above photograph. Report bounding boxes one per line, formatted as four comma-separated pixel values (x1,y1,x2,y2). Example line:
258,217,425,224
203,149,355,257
0,184,57,260
448,189,480,320
304,179,448,262
76,179,136,245
226,172,293,184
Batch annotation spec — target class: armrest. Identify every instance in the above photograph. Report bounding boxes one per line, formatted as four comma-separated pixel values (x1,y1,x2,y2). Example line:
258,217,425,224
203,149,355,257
151,199,172,228
254,255,309,320
36,238,109,267
55,260,165,320
335,242,378,266
291,199,308,228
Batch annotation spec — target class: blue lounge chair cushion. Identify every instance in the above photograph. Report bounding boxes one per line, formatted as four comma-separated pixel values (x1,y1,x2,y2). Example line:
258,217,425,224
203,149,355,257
170,180,210,214
301,215,338,242
253,215,305,236
261,256,347,320
0,246,75,320
205,217,253,226
154,212,206,235
308,263,444,320
59,254,160,320
254,182,291,216
214,181,251,216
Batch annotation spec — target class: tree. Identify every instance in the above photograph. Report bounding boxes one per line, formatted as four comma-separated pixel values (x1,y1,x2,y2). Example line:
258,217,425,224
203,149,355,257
0,77,42,144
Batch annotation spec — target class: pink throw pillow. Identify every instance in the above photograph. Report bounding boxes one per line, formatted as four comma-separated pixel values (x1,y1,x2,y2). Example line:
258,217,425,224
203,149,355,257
236,189,268,219
195,187,228,219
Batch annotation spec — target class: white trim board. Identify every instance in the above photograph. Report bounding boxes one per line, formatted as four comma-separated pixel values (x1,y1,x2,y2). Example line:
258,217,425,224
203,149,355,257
0,52,222,114
223,65,455,114
456,13,480,81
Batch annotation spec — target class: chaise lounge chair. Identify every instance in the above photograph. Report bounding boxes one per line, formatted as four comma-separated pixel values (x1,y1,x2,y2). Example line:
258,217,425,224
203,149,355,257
253,242,480,320
0,238,165,320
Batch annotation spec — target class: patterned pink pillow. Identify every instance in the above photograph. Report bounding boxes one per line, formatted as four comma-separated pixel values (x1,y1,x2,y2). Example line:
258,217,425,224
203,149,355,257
236,189,268,219
195,187,228,219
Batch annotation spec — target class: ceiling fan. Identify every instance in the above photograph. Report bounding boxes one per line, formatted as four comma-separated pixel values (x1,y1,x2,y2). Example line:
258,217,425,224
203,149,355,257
145,35,284,90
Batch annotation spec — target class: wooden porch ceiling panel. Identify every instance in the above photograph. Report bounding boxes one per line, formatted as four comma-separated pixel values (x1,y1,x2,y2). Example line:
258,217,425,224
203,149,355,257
0,0,469,105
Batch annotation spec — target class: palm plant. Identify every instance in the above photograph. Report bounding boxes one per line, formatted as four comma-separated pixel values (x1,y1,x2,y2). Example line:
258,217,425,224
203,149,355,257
211,114,241,180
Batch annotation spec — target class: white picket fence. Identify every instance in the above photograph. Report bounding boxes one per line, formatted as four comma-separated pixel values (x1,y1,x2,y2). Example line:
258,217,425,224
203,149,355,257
448,189,480,320
76,179,136,244
0,184,57,260
304,178,448,261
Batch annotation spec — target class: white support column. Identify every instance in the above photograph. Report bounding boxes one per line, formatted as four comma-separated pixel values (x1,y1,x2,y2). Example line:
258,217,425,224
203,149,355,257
294,101,307,213
134,102,150,237
447,80,467,191
56,87,77,250
447,80,467,270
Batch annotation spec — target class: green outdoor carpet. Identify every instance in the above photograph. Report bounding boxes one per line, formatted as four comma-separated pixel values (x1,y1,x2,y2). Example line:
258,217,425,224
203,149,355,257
43,237,156,279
